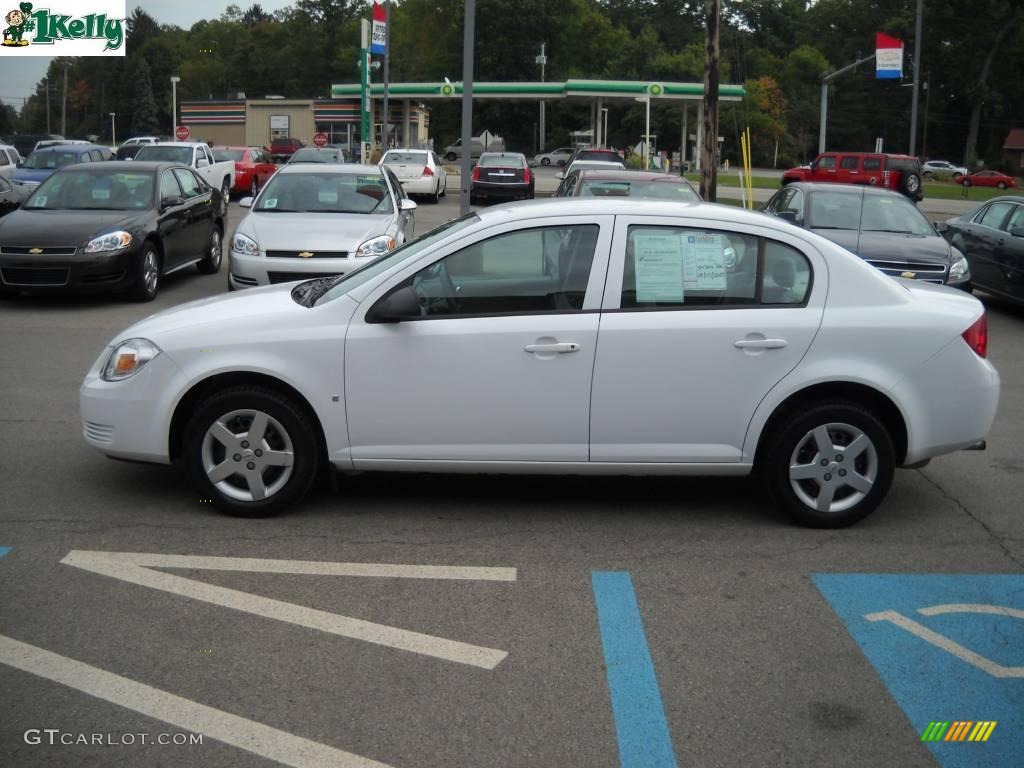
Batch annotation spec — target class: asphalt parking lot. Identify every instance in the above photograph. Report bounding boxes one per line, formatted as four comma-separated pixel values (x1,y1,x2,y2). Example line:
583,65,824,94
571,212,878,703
1,197,1022,768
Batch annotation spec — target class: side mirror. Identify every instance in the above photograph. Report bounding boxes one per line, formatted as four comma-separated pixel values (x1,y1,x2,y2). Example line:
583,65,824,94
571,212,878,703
934,221,948,234
366,285,420,323
239,196,253,208
161,195,184,210
196,157,210,168
777,210,798,223
1011,224,1024,238
399,198,418,212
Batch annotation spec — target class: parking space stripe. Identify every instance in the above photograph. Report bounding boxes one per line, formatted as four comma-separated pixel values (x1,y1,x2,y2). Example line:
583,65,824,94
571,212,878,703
62,551,510,669
592,572,678,768
0,633,396,768
0,547,10,559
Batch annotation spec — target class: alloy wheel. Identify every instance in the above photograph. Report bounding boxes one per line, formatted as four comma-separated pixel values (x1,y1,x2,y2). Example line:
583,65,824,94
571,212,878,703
143,250,159,295
201,408,295,502
788,422,878,514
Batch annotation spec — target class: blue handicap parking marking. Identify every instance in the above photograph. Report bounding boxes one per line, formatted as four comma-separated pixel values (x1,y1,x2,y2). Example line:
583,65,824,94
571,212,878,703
0,547,10,559
814,574,1024,768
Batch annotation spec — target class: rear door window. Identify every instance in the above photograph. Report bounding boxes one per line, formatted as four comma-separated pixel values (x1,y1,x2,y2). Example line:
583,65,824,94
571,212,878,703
840,156,860,170
977,202,1013,229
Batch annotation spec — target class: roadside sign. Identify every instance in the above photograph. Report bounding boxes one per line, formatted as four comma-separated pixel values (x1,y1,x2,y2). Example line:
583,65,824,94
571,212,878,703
313,132,328,147
175,125,190,141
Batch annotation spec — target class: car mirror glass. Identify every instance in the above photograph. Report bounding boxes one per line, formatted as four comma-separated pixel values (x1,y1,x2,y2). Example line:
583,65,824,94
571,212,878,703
366,285,420,323
161,196,183,209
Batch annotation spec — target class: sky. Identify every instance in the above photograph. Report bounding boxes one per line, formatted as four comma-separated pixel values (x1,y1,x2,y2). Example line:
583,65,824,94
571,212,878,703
0,1,293,118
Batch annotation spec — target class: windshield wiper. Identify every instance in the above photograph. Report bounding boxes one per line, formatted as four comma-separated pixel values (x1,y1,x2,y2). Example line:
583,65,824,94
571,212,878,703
863,228,923,235
257,207,299,213
313,208,367,214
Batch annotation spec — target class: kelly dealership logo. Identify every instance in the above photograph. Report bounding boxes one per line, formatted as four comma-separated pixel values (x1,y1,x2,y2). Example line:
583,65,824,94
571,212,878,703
2,1,125,55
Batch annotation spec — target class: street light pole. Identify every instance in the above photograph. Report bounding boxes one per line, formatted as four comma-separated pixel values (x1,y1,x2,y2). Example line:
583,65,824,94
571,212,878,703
45,76,50,135
459,0,476,216
908,0,923,156
170,76,181,137
601,107,609,149
109,112,116,145
536,43,546,152
61,63,68,137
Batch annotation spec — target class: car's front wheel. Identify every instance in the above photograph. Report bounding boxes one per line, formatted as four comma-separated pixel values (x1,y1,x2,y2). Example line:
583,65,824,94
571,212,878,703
541,157,551,166
128,245,160,302
196,228,222,274
184,386,321,517
761,400,895,528
997,181,1007,190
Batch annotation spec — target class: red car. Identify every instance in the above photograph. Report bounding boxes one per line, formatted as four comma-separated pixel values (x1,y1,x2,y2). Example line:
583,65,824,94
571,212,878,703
958,170,1018,189
212,146,278,198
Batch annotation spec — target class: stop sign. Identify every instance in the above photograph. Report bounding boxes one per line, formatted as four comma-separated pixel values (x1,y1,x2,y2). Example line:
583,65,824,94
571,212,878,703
313,132,328,147
175,125,190,141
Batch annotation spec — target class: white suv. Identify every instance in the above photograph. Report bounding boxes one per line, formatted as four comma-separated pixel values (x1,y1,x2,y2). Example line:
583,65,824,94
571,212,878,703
922,160,968,179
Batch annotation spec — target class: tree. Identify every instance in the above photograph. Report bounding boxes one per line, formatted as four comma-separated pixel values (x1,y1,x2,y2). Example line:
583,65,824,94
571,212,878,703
131,59,161,136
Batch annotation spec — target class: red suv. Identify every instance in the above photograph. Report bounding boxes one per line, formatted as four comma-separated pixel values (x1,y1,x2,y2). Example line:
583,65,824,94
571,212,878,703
782,152,924,201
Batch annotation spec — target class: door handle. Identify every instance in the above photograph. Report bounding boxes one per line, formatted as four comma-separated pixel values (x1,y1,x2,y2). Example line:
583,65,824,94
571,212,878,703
734,338,788,349
524,342,580,354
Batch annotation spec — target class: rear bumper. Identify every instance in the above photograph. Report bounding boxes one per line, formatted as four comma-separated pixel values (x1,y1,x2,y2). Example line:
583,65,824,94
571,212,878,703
471,181,534,199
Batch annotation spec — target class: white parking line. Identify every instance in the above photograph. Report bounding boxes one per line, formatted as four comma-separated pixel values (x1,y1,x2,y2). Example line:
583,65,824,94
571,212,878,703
62,551,514,669
0,633,395,768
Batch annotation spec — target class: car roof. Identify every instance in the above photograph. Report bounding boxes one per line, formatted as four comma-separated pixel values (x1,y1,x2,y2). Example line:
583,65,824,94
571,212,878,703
471,197,785,226
478,152,525,158
575,170,687,182
56,160,181,172
776,182,911,197
32,143,107,153
276,163,382,175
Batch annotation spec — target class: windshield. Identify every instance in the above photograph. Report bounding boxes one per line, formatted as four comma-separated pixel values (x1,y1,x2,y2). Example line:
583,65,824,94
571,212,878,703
255,172,393,214
479,154,525,167
135,146,192,164
809,190,934,234
580,179,699,201
213,149,245,162
23,170,154,210
22,150,83,170
383,152,427,164
289,148,341,163
314,214,481,305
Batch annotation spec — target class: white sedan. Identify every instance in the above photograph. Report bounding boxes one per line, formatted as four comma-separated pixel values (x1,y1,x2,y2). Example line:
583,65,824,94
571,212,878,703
533,147,574,166
80,199,999,527
227,163,417,289
379,149,447,203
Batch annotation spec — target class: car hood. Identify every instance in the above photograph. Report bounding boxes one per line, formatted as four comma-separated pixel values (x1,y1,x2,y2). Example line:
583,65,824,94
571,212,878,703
0,209,147,245
242,211,396,251
115,282,306,342
13,168,54,184
810,229,951,264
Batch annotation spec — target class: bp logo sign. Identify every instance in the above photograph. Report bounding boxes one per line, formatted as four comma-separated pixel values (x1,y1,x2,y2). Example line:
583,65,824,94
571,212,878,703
440,82,456,97
647,83,664,96
1,1,126,55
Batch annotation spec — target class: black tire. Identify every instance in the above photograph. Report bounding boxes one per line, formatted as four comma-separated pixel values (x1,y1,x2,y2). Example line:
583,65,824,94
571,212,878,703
760,400,895,528
183,385,321,518
220,180,230,216
997,181,1007,190
197,227,222,274
899,171,922,198
541,157,551,166
953,172,964,182
128,244,160,302
445,152,457,162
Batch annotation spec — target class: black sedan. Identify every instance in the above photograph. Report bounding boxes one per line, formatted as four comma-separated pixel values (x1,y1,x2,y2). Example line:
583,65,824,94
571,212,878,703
0,175,32,217
762,182,970,289
0,161,224,301
470,152,534,204
940,196,1024,305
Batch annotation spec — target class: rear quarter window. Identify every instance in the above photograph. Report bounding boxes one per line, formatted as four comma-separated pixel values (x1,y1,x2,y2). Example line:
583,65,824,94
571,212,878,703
887,157,921,172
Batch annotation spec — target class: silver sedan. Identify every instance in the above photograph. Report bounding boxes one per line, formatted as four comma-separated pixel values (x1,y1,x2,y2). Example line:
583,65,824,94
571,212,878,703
228,164,417,290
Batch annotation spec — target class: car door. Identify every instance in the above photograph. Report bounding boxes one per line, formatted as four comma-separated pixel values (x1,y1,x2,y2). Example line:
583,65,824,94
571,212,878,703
963,201,1014,291
257,150,276,185
836,155,861,184
861,155,884,186
810,154,838,182
384,168,414,241
344,216,613,464
590,216,824,463
994,203,1024,301
173,168,215,262
156,170,189,265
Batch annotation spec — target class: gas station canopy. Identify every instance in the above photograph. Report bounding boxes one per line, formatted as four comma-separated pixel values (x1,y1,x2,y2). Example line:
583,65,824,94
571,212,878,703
331,79,745,102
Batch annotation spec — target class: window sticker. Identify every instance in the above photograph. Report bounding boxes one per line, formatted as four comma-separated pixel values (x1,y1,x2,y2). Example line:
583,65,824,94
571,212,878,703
684,234,727,291
91,186,111,200
634,234,684,302
318,189,338,204
263,198,278,209
31,195,47,207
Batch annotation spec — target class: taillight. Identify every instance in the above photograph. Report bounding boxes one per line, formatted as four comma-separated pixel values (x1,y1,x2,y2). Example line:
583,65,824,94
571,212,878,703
523,167,532,184
962,313,988,358
422,165,434,177
471,166,480,181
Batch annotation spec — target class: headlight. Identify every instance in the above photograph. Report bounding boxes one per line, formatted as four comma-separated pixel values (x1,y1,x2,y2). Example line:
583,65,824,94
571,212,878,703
231,233,259,256
949,254,970,281
355,234,396,259
84,231,132,253
101,338,161,382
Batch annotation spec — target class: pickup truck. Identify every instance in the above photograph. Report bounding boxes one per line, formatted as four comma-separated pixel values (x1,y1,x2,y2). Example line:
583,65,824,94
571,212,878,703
133,142,235,213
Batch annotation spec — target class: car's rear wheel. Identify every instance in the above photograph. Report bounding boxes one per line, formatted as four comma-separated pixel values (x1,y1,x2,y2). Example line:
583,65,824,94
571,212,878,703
197,228,222,274
541,157,551,166
900,171,922,198
184,386,321,517
761,400,894,528
997,181,1007,190
445,152,457,162
220,180,230,216
128,245,160,302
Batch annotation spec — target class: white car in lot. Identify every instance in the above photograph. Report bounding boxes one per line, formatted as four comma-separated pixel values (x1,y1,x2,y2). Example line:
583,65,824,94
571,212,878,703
379,149,447,203
533,147,574,166
81,199,999,527
227,163,417,289
922,160,968,179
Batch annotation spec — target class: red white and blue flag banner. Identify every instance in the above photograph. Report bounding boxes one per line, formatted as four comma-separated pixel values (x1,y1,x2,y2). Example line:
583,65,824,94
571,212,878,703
370,2,386,54
875,32,903,79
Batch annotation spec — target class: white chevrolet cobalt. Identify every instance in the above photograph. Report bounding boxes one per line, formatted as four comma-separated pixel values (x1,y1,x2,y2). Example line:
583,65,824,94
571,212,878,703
80,199,999,527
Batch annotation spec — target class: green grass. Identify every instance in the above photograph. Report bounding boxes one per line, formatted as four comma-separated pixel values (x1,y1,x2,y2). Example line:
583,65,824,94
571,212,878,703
684,173,778,190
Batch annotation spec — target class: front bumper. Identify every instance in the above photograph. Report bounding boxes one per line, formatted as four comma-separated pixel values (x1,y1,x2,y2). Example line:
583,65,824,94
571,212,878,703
228,250,377,289
471,181,534,199
0,246,138,293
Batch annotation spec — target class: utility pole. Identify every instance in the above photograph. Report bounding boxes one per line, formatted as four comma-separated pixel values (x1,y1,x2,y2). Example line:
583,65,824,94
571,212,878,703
459,0,475,215
818,53,876,153
360,19,371,163
170,76,180,136
61,63,68,137
908,0,923,156
921,73,931,159
382,0,390,148
536,43,546,152
700,0,720,201
45,76,50,134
